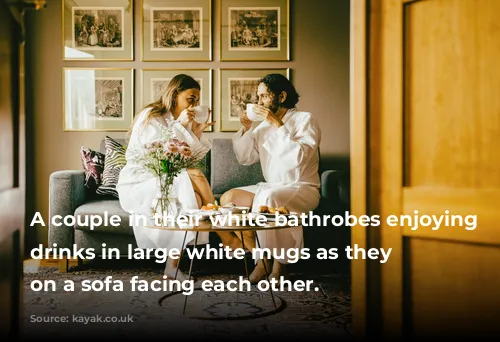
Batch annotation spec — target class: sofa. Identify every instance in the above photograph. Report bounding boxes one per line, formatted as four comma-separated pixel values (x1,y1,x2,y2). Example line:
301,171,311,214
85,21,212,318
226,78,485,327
49,138,350,272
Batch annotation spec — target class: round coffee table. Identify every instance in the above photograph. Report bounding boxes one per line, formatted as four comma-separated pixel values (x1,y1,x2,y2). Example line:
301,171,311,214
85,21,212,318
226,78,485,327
145,213,299,320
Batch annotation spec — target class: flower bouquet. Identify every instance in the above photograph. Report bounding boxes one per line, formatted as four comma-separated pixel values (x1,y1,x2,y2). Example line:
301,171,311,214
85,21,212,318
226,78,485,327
138,133,204,225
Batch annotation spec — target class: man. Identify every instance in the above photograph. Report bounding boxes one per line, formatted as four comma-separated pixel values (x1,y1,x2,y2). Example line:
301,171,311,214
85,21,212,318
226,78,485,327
220,74,321,283
108,18,117,42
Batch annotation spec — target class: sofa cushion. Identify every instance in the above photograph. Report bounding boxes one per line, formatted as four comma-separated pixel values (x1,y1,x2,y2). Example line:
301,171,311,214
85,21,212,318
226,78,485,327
80,146,105,194
74,199,133,236
100,138,128,154
210,139,265,196
96,136,127,198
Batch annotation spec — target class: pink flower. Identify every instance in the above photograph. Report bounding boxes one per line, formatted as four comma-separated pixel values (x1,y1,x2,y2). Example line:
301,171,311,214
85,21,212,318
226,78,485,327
166,142,179,153
172,138,189,147
179,146,192,158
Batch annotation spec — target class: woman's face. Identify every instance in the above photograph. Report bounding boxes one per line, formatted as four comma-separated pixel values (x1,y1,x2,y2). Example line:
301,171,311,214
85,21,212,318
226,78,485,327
174,88,200,110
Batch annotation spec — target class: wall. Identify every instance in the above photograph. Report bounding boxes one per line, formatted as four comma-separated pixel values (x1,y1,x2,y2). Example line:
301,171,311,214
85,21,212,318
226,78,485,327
26,0,350,247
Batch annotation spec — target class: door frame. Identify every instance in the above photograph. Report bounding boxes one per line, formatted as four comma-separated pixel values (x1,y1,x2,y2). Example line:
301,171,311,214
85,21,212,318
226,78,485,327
351,0,404,337
0,0,26,338
350,0,413,337
350,0,369,337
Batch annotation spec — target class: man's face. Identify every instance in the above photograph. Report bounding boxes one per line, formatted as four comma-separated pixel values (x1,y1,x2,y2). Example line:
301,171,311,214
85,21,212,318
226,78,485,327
257,83,279,114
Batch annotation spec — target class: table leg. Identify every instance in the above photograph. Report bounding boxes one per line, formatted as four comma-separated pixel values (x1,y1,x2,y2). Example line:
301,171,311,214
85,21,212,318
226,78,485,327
239,231,249,279
183,231,199,315
254,232,277,309
174,231,188,281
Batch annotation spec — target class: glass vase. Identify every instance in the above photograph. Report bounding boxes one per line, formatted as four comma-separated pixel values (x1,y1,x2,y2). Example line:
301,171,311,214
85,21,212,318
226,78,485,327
151,175,182,226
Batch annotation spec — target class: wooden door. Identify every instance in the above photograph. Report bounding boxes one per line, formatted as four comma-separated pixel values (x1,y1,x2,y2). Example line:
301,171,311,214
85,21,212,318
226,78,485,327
0,1,25,339
352,0,500,338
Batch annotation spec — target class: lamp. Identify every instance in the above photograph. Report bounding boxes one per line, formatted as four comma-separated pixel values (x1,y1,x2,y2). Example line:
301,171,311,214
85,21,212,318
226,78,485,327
4,0,47,44
4,0,47,10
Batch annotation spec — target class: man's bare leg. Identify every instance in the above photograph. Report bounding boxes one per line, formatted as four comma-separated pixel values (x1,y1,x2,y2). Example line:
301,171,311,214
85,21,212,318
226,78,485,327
220,189,255,208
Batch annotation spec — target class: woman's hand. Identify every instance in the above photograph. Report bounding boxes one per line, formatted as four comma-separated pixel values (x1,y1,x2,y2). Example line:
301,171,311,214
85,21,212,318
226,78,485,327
177,106,196,128
240,114,253,133
192,109,216,139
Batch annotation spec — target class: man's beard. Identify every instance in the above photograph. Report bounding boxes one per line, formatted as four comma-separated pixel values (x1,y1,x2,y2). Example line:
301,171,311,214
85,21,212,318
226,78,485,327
266,98,280,114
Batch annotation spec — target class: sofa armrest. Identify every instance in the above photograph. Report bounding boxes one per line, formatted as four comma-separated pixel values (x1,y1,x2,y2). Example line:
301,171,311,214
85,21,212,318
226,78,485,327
48,170,87,248
320,170,350,208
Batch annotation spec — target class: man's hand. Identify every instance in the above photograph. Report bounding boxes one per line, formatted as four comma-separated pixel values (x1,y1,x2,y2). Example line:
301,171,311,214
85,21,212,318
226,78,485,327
240,114,253,133
177,106,196,128
252,105,284,129
192,109,216,139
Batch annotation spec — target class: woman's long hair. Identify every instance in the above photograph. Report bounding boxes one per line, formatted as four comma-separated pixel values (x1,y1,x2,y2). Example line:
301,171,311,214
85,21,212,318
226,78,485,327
127,74,200,137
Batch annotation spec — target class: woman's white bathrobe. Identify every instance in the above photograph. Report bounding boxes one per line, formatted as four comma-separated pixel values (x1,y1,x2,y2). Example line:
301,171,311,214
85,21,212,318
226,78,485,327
117,108,211,250
232,108,321,263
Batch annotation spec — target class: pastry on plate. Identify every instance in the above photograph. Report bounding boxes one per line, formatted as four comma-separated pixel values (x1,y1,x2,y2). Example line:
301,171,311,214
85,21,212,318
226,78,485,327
201,203,220,211
258,205,269,213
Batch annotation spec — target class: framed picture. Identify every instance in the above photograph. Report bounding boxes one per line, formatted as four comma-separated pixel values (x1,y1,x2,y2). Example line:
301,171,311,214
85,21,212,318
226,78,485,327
220,0,289,61
142,0,212,61
219,68,290,132
63,68,134,131
141,69,213,131
62,0,134,60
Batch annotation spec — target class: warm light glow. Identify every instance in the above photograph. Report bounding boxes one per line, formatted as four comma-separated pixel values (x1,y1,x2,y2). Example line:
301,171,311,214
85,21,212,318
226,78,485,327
65,69,96,130
33,0,46,11
64,47,94,59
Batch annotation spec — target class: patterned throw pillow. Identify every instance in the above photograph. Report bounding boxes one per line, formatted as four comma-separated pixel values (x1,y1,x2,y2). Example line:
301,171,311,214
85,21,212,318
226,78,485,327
80,146,105,193
96,136,127,198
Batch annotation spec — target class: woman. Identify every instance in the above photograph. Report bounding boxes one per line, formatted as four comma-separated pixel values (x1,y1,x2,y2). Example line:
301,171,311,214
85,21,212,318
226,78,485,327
88,25,98,46
117,74,240,280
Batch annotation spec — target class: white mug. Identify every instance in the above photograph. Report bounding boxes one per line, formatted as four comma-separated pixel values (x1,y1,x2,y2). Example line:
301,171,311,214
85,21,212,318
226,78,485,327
193,105,209,123
246,104,266,122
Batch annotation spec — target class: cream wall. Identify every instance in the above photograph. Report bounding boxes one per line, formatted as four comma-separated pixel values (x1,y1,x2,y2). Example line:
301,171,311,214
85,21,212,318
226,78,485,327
26,0,350,247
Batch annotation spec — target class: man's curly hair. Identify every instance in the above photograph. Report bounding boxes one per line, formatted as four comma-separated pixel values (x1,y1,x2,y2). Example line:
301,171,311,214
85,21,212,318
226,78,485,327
258,74,300,109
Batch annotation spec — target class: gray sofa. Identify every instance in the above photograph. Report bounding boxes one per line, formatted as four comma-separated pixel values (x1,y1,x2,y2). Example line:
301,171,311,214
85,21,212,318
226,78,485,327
49,138,349,271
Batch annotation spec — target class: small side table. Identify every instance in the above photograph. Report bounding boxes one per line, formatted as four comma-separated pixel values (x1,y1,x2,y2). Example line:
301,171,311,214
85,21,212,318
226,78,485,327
146,215,298,320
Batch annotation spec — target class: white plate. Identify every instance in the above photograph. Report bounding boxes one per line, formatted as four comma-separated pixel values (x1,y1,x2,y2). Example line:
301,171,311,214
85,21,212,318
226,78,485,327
183,209,221,219
219,206,251,214
251,212,298,221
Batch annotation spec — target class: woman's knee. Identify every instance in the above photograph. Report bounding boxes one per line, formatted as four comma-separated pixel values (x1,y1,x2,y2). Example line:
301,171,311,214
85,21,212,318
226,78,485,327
194,192,203,208
187,168,205,179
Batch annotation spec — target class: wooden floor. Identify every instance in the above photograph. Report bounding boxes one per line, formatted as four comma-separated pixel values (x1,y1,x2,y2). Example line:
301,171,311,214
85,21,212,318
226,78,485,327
23,258,79,273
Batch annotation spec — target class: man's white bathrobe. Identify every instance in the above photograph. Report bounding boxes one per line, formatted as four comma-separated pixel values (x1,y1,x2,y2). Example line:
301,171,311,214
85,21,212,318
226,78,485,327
117,108,211,250
232,108,321,263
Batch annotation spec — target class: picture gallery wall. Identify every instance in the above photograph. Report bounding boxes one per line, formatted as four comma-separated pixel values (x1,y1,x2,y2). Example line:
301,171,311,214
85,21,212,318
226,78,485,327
62,0,290,132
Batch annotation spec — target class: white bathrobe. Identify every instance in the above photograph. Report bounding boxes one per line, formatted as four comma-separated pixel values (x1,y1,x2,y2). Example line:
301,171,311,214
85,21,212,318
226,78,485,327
117,108,211,250
232,108,321,263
